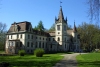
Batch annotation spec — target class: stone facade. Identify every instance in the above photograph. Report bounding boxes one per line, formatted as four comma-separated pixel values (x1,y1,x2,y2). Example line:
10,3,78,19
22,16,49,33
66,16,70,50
5,7,80,54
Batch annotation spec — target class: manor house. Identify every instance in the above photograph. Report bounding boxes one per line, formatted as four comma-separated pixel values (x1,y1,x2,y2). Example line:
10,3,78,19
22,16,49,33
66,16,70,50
5,6,80,54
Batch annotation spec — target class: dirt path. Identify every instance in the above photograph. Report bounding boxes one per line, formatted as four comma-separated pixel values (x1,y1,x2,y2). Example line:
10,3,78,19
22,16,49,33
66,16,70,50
53,53,83,67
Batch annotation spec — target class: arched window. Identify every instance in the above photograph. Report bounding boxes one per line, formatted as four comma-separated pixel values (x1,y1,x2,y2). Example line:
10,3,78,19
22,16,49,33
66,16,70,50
58,37,60,41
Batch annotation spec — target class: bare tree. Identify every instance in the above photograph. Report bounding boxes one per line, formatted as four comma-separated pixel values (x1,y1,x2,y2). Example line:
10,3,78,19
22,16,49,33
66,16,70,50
0,22,7,50
87,0,100,24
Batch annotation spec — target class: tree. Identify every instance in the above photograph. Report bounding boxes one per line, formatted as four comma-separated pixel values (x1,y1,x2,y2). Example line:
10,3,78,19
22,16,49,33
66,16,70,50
49,23,55,31
33,21,45,31
87,0,100,23
0,22,7,50
77,22,100,51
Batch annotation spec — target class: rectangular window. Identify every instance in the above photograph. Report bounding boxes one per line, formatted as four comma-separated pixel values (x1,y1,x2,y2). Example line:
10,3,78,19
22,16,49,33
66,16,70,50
27,42,29,47
16,42,18,47
49,38,50,41
20,42,22,47
28,35,30,39
31,42,33,47
36,37,37,39
8,35,9,39
64,25,66,31
57,25,60,30
42,43,44,48
31,35,33,39
11,35,12,39
51,45,52,48
21,34,22,38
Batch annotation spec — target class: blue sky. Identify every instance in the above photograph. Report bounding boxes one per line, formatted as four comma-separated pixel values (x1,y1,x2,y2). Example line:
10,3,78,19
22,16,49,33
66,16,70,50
0,0,90,30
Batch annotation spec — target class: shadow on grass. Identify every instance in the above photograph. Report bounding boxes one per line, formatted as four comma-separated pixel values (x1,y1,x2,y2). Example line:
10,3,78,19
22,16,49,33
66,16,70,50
78,60,100,67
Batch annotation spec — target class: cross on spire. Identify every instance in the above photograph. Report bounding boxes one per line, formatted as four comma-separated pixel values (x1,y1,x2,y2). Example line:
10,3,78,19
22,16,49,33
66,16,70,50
60,1,62,7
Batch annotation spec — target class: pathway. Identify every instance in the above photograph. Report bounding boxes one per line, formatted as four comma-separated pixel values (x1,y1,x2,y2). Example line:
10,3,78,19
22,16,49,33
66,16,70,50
53,53,86,67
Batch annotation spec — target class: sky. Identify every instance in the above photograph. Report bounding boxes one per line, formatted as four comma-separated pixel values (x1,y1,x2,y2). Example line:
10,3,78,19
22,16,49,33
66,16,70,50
0,0,90,30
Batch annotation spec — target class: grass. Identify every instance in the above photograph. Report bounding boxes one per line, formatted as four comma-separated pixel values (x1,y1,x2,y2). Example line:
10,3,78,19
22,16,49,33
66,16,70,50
0,53,64,67
76,53,100,67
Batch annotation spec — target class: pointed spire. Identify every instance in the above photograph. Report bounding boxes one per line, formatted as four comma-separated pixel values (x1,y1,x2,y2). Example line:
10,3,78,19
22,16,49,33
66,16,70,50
58,6,64,22
66,17,67,21
55,16,57,21
73,20,77,32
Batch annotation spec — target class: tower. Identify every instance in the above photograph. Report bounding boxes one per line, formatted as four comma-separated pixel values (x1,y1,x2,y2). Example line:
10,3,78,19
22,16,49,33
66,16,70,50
55,6,68,51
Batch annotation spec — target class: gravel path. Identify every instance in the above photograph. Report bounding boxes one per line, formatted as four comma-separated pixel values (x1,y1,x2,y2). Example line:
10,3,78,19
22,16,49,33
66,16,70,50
53,53,85,67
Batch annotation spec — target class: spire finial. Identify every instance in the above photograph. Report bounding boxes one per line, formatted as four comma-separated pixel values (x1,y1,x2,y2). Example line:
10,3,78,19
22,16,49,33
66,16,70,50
66,17,68,21
60,1,62,7
73,20,77,32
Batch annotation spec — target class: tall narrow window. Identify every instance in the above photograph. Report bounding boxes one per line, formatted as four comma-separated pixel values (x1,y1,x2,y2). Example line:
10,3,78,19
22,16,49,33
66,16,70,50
42,42,44,48
8,35,9,39
31,35,33,39
16,42,18,47
21,34,22,38
31,42,33,47
57,25,60,30
64,25,66,31
49,38,50,41
27,42,29,47
51,45,52,48
58,37,60,41
65,44,66,48
11,35,12,39
28,35,30,39
65,38,66,41
39,42,41,48
20,42,22,47
11,42,13,46
35,42,37,48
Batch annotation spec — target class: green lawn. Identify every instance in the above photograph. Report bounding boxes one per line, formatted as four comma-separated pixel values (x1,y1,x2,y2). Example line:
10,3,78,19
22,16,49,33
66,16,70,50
76,53,100,67
0,53,64,67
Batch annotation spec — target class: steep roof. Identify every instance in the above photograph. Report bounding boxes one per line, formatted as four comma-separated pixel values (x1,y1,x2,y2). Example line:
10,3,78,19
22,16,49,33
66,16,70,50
58,7,64,22
8,21,31,33
67,30,73,35
73,22,77,32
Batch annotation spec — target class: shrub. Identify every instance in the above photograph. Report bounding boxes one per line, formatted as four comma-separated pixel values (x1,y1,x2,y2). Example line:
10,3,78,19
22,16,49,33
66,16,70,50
18,50,25,56
34,48,44,57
